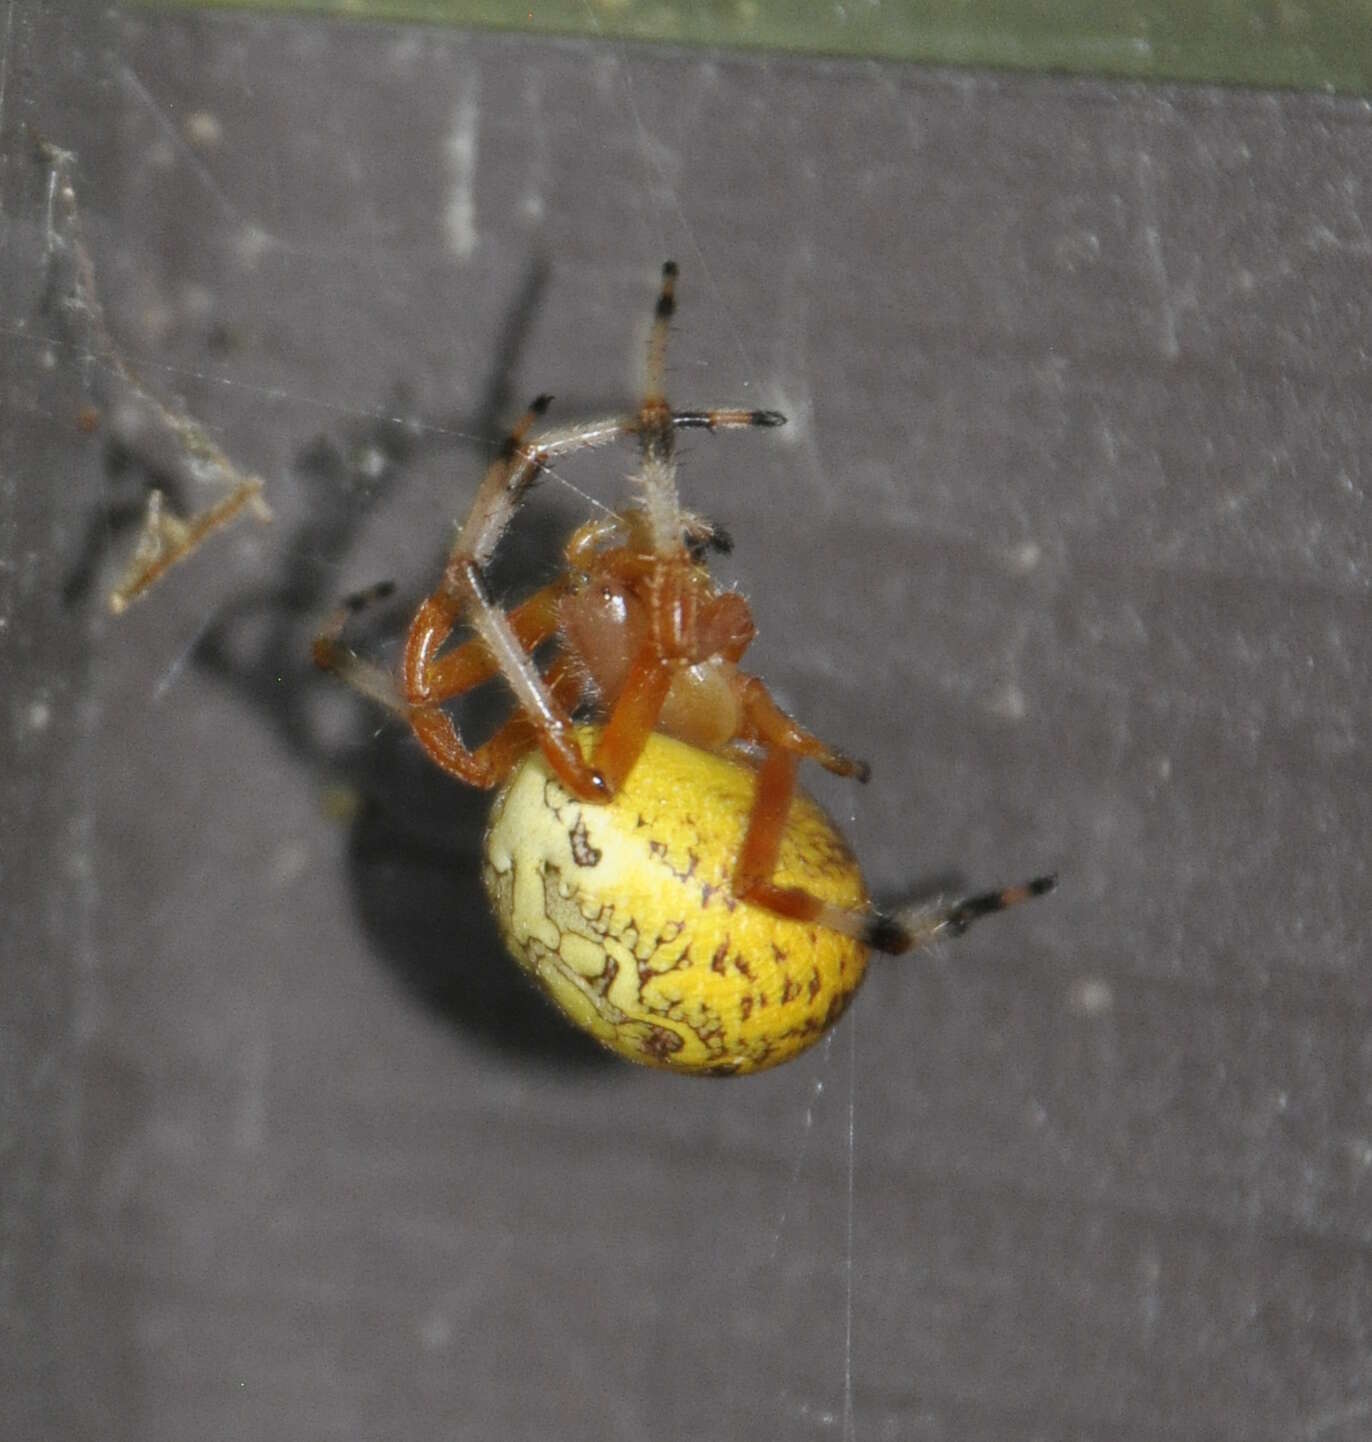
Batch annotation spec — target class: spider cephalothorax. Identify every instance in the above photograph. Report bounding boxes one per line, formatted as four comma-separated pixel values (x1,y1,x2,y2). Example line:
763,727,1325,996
316,264,1053,1072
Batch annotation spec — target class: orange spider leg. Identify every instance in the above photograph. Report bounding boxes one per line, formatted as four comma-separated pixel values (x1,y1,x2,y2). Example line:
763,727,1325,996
408,651,587,790
737,676,872,782
588,544,751,791
732,686,1056,953
415,577,570,703
405,570,604,797
730,745,866,935
592,645,676,793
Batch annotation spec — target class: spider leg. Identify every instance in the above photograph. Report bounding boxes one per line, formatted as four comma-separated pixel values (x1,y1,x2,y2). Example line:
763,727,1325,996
731,680,1054,951
418,577,570,702
314,576,570,721
642,262,786,435
406,555,604,796
671,409,786,432
738,676,871,782
313,580,585,788
456,398,638,571
313,581,410,716
591,645,676,793
409,650,587,789
403,395,626,799
870,877,1057,954
731,745,873,937
638,262,788,556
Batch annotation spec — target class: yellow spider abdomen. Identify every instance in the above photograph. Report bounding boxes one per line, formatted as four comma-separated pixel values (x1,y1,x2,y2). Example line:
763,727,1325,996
482,728,870,1074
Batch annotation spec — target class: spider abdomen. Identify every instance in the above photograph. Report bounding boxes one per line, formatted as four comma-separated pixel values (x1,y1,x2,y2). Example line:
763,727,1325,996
482,728,870,1074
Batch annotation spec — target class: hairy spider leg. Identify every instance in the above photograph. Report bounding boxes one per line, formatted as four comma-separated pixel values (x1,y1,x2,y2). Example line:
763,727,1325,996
416,579,568,703
634,261,686,555
629,262,786,556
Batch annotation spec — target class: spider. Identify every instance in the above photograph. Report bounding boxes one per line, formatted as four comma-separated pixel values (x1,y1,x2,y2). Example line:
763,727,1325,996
316,263,1053,1073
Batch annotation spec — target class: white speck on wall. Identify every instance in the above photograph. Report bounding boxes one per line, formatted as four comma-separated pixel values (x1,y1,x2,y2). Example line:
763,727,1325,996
1067,975,1114,1017
179,281,214,322
387,31,423,69
267,838,311,889
418,1310,453,1351
987,680,1026,720
234,223,272,269
444,88,480,260
764,386,807,447
183,110,223,149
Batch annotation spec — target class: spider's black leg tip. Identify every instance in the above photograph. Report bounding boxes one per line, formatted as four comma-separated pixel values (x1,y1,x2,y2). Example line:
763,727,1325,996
343,578,396,612
852,758,872,785
754,410,787,427
945,873,1058,937
688,523,734,562
530,393,554,415
862,913,909,955
656,263,679,318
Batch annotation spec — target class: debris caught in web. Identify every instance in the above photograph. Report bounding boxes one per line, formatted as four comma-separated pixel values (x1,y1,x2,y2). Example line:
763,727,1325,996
35,133,273,614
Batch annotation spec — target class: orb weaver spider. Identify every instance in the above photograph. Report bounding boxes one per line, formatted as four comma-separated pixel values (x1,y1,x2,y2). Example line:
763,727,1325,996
316,263,1053,1073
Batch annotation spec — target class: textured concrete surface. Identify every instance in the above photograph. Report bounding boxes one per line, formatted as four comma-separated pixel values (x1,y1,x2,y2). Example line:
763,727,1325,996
4,7,1370,1441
